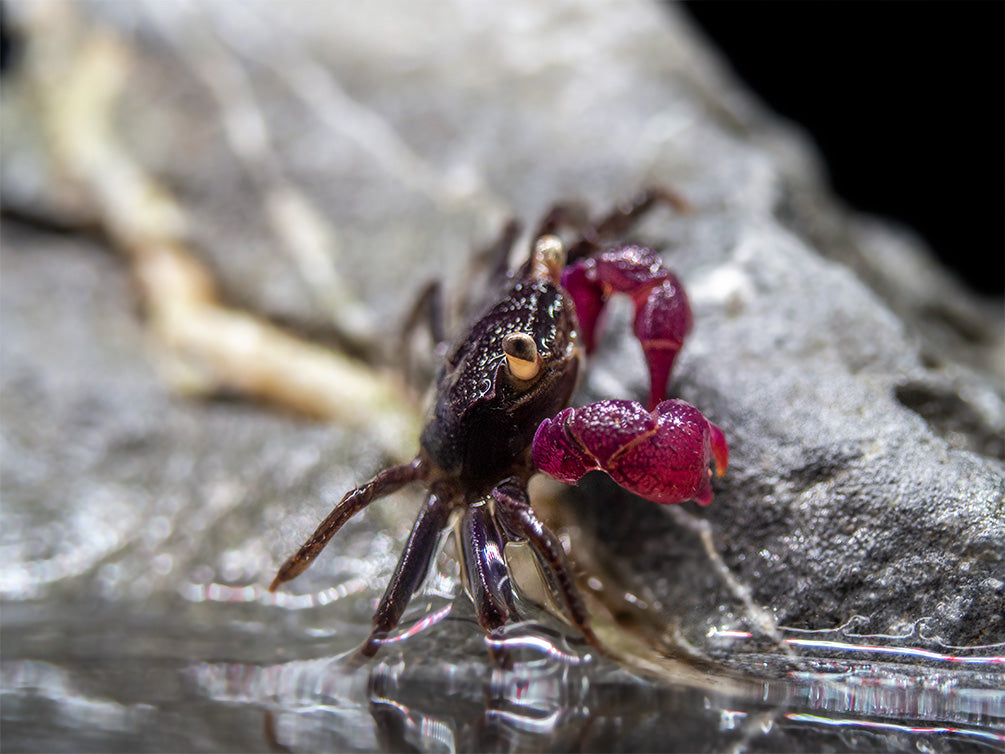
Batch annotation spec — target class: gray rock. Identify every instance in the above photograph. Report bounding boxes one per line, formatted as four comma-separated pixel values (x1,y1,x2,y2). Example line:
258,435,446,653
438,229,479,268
571,215,1004,656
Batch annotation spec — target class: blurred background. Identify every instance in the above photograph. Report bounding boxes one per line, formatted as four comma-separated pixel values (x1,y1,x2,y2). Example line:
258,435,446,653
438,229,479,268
2,3,1001,294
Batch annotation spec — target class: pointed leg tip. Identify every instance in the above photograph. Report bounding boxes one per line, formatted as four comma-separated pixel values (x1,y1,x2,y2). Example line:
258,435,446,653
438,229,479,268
581,624,605,654
360,634,383,658
269,560,302,592
652,185,692,214
269,565,295,592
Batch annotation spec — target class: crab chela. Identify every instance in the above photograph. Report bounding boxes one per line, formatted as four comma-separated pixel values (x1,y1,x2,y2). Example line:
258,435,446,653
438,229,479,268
270,187,729,657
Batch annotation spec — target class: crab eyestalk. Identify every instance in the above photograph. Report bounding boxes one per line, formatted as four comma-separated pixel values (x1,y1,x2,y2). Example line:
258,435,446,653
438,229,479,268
532,398,729,506
531,235,566,285
502,332,541,381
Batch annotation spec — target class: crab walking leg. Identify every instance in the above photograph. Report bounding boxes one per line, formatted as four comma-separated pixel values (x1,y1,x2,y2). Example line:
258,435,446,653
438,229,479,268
270,459,424,591
495,507,565,618
481,217,522,288
361,490,453,657
400,280,447,350
562,245,693,408
592,185,691,240
459,503,518,631
533,398,729,507
492,482,602,650
565,185,691,262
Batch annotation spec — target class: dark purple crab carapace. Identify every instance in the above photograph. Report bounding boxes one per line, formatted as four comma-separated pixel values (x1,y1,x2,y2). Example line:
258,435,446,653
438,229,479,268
270,188,729,656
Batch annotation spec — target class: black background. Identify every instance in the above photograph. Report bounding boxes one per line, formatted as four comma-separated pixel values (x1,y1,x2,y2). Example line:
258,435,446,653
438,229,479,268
681,2,1004,296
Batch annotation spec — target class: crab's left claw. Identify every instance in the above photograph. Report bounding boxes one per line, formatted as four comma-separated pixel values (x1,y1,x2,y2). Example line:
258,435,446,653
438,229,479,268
562,246,693,409
532,399,728,506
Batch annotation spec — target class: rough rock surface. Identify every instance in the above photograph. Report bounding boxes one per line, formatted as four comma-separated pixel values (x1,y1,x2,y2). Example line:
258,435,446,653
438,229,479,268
2,1,1003,751
571,218,1004,653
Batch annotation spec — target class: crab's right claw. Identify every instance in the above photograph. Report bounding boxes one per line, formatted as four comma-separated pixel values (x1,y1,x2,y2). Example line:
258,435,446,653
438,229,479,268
532,398,728,506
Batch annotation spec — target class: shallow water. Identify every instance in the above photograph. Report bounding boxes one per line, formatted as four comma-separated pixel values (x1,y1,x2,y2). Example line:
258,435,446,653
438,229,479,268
3,591,1002,753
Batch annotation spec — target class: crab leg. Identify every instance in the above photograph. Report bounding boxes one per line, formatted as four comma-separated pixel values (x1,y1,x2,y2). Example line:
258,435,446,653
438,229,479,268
482,217,523,287
563,245,693,408
459,503,519,632
270,459,424,591
492,482,602,650
539,186,690,262
362,490,452,656
400,280,446,347
533,398,728,506
591,185,690,242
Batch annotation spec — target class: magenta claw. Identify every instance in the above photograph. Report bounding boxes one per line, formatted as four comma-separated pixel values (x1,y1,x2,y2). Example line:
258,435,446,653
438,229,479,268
562,246,693,408
532,398,729,506
562,262,606,353
633,277,693,410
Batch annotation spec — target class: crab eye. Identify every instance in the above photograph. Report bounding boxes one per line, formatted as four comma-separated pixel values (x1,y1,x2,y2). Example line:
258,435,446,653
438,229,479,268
502,332,540,381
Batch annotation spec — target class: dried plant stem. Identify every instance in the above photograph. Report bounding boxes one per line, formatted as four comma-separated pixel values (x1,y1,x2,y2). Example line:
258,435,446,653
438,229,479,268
19,1,419,458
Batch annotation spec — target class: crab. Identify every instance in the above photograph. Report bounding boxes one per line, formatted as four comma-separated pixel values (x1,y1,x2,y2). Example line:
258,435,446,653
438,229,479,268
270,187,729,657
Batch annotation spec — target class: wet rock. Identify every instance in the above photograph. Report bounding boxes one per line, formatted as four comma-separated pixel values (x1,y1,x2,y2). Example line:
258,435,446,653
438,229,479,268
571,216,1004,656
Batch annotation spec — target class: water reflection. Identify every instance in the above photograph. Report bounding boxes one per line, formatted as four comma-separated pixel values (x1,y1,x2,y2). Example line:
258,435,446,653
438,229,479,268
2,661,155,735
783,713,1005,748
710,620,1005,666
708,622,1005,747
185,613,1005,752
5,596,1003,752
190,615,611,752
